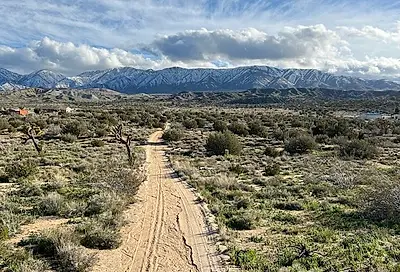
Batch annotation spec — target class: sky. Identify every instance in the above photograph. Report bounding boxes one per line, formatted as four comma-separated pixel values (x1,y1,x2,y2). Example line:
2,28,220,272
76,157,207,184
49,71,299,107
0,0,400,79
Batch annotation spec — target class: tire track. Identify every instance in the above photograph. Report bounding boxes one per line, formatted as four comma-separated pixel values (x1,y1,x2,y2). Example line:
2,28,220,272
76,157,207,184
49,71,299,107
91,130,221,272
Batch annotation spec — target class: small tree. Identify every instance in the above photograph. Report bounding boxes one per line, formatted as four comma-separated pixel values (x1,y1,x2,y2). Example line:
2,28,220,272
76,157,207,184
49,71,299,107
23,126,43,153
112,124,134,165
285,135,316,155
206,131,242,156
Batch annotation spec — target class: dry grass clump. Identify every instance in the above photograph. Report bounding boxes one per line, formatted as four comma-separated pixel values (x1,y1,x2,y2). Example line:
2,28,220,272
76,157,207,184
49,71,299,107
20,229,96,272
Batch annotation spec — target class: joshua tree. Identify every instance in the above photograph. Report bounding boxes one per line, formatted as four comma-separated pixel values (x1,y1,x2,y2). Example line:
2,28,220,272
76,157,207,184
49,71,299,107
112,124,134,165
23,126,42,153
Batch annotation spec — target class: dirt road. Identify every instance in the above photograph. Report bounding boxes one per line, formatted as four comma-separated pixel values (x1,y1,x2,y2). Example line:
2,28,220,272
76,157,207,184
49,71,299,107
93,130,221,272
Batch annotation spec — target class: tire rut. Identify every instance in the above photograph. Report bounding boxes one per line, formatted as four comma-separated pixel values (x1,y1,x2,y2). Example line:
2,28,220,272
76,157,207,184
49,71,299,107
91,130,221,272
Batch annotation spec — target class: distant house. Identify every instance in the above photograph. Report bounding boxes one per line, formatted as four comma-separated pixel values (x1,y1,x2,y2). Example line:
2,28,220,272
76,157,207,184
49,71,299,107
9,108,29,116
65,107,74,113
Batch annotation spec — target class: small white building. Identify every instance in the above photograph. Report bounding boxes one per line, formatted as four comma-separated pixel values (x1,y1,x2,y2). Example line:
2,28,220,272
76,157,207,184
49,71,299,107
65,107,74,113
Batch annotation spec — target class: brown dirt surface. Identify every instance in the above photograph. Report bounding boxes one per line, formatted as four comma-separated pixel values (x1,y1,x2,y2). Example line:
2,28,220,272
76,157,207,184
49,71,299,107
92,130,222,272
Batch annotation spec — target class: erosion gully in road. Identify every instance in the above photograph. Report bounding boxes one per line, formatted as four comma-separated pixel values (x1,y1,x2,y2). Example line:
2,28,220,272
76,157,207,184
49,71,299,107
93,130,222,272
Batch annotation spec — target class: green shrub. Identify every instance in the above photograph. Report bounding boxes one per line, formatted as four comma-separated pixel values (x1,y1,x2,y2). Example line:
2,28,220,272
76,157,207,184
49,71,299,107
284,135,316,155
360,182,400,222
5,160,38,181
229,164,248,175
230,248,271,271
77,220,121,250
213,120,227,132
264,146,281,158
0,118,10,130
95,127,109,137
61,133,78,143
20,230,95,272
226,213,257,230
229,122,249,136
264,163,281,176
62,121,88,137
248,121,267,137
206,131,242,156
0,210,24,237
91,139,105,147
37,192,65,216
85,191,124,216
162,128,184,142
182,119,198,129
339,139,378,159
195,118,206,128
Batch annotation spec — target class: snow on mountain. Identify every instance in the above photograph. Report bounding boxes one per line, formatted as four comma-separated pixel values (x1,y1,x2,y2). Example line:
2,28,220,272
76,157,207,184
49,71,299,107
17,70,66,89
0,68,21,85
0,66,399,93
0,82,27,91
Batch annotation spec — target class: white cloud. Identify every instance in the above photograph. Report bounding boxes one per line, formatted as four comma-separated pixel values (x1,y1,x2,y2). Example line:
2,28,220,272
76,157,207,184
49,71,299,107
150,25,345,61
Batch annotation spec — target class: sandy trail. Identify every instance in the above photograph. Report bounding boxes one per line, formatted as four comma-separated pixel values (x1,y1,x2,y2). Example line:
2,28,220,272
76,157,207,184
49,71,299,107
93,130,221,272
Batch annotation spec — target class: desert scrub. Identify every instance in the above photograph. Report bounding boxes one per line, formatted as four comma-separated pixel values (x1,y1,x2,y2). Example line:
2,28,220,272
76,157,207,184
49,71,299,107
213,120,228,132
339,139,379,159
36,192,65,216
264,146,281,158
206,131,242,156
85,191,125,216
90,139,105,147
61,133,78,143
284,135,316,155
359,181,400,222
5,159,38,181
229,122,249,136
0,244,49,272
20,229,96,272
162,128,184,142
62,120,88,137
76,218,122,250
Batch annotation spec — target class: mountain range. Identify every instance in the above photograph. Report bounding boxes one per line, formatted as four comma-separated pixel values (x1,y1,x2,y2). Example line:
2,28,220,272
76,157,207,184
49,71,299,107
1,66,400,93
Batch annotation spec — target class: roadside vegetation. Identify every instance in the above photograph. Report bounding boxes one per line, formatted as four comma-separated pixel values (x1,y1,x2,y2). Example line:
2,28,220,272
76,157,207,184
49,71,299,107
1,94,400,271
164,105,400,271
0,104,165,271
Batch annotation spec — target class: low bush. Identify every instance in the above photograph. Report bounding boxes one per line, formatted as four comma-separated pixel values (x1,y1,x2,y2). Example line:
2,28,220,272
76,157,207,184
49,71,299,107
61,133,78,143
85,191,124,216
264,163,281,176
229,122,249,136
77,220,122,250
182,119,198,129
359,182,400,222
339,139,378,159
5,160,38,181
213,120,228,132
20,230,96,272
206,131,242,156
62,120,88,137
37,192,65,216
162,128,184,142
274,202,303,211
264,146,281,158
284,135,316,155
91,139,105,147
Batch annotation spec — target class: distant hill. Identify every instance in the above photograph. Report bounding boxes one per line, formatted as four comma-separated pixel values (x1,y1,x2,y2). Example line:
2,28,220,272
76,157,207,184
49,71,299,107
169,88,400,104
0,88,127,103
0,66,400,94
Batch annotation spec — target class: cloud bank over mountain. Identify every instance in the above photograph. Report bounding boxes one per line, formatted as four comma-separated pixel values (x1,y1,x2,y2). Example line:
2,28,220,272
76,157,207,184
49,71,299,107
0,0,399,79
